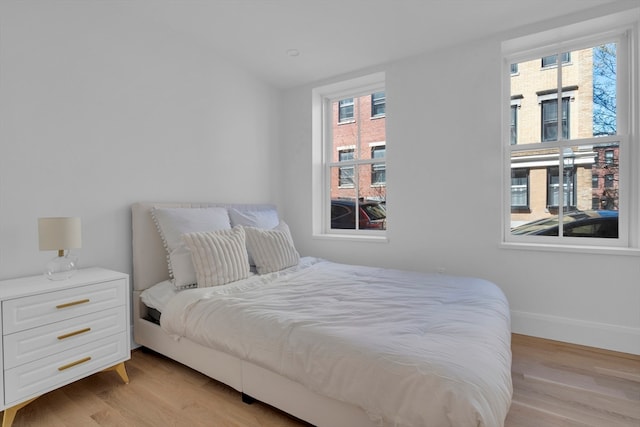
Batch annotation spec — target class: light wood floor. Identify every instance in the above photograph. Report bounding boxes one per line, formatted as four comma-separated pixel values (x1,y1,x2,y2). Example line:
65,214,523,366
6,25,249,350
3,334,639,426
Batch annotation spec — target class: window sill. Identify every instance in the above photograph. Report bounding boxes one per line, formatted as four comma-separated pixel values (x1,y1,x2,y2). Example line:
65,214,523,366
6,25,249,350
500,241,640,256
313,233,388,243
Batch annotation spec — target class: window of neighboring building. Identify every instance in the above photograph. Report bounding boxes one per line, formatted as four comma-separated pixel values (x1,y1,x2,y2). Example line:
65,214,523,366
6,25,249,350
510,105,518,145
371,92,386,117
605,173,614,188
370,144,386,185
338,98,354,123
511,168,529,210
502,14,638,250
592,197,600,209
312,73,387,237
541,98,569,142
547,166,576,209
541,52,570,67
510,63,519,74
338,148,355,187
605,149,614,165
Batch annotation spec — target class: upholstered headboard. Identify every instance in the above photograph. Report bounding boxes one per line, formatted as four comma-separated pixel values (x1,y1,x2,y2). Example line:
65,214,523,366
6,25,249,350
131,202,277,292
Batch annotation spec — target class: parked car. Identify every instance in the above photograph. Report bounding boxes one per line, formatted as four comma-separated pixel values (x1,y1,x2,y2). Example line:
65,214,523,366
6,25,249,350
331,199,386,230
511,210,618,238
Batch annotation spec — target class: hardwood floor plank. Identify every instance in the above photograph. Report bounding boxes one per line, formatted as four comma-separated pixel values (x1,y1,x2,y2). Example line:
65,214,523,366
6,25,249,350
2,334,638,426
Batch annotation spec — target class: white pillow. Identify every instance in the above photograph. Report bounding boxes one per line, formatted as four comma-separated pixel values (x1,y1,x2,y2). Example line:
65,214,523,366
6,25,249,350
244,222,300,274
229,207,280,265
229,207,280,229
182,227,250,288
151,207,231,288
139,280,178,312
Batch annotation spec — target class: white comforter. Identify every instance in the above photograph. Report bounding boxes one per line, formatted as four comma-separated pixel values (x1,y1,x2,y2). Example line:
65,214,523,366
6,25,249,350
161,257,512,426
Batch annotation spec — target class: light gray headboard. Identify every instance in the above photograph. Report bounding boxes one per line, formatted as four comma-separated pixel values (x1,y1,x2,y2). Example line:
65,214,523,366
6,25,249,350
131,202,277,292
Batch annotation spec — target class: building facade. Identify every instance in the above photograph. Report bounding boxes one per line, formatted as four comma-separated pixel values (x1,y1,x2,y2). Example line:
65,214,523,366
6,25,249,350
330,92,386,202
509,47,619,226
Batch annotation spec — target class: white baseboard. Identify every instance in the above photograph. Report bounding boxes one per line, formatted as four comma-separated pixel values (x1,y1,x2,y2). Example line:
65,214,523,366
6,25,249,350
511,310,640,355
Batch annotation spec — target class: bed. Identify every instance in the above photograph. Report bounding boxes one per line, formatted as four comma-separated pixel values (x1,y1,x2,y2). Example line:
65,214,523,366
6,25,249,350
132,202,512,427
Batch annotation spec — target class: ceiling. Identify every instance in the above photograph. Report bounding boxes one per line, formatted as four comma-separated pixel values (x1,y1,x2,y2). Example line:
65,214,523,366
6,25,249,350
132,0,618,89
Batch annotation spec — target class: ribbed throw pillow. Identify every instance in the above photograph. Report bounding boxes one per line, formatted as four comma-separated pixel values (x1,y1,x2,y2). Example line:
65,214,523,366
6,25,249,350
244,222,299,274
182,226,250,287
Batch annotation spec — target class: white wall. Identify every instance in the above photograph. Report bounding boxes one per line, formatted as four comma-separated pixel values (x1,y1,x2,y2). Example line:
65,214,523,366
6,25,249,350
0,2,281,280
280,14,640,354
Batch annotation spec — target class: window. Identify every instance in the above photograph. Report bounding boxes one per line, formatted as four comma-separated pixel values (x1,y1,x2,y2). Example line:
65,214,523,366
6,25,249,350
371,144,386,185
312,73,387,236
592,197,600,209
605,173,614,188
510,63,519,74
338,98,354,123
510,105,518,145
547,166,576,209
511,169,529,210
541,52,570,67
338,148,355,187
371,92,386,117
541,98,569,141
503,14,638,250
605,149,614,165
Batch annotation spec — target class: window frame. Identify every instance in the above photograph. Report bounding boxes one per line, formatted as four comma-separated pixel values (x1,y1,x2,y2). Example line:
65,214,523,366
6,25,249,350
511,168,530,211
541,97,570,142
337,147,355,188
338,98,355,123
541,52,571,68
370,143,386,186
501,17,639,254
371,92,386,118
312,72,387,240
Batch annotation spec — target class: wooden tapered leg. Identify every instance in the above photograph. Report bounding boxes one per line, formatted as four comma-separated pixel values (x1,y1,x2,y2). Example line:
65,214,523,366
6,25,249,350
2,397,38,427
102,361,129,384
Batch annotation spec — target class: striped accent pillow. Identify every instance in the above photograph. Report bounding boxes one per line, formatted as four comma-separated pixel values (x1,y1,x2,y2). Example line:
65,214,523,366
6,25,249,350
244,222,300,274
182,226,250,287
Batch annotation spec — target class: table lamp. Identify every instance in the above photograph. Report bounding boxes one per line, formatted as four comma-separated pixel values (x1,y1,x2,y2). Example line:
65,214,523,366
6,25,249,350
38,217,82,280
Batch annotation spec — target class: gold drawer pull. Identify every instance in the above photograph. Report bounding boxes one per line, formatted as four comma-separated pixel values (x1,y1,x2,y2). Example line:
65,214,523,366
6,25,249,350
57,327,91,340
56,299,90,309
58,356,91,371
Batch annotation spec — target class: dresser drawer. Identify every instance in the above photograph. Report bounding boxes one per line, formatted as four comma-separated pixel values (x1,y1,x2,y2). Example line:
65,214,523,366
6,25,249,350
4,333,129,405
3,306,127,369
3,279,126,334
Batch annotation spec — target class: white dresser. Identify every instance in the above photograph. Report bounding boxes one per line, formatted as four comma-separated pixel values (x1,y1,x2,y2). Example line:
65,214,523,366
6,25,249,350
0,268,130,427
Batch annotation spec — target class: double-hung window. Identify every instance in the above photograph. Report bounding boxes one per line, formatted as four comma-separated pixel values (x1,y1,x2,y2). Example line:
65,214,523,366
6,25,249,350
338,98,354,123
541,97,570,142
503,13,638,250
312,73,387,236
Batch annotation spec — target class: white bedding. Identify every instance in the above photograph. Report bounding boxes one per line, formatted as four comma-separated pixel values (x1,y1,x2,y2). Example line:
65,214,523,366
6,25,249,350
160,257,512,427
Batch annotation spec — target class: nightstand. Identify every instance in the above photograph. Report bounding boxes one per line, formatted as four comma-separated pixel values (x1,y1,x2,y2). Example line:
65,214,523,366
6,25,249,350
0,268,130,427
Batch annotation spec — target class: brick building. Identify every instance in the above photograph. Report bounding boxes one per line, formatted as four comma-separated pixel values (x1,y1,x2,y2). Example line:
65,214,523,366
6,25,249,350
330,92,386,202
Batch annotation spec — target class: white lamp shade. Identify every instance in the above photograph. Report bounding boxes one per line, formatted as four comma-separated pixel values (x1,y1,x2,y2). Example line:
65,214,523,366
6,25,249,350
38,217,82,251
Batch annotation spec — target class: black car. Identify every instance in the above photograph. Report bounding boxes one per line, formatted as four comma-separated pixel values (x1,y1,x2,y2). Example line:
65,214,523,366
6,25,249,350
511,210,618,238
331,199,386,230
